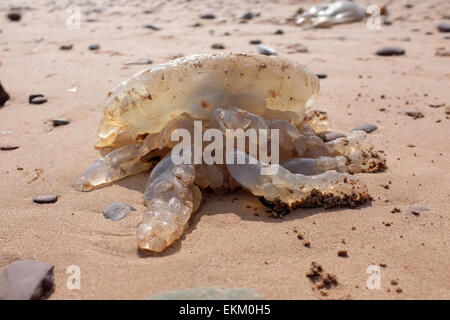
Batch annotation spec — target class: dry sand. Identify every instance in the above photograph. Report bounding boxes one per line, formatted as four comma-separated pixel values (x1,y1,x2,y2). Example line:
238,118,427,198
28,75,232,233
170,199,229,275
0,0,449,299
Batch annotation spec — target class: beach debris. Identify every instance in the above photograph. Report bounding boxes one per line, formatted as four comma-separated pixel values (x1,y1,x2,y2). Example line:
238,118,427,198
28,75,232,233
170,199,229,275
376,47,405,56
257,45,277,55
144,24,161,31
29,94,47,105
249,39,262,45
146,287,262,300
76,53,385,253
104,202,136,221
1,145,19,151
211,43,225,49
88,44,100,51
296,1,365,28
0,82,10,107
52,118,70,127
7,12,21,22
351,123,378,133
437,22,450,33
0,260,54,300
33,194,58,204
318,131,346,142
200,13,215,20
125,59,153,65
59,44,73,50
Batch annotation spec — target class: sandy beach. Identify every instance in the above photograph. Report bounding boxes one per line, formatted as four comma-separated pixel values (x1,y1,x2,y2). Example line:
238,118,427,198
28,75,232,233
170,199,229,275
0,0,449,299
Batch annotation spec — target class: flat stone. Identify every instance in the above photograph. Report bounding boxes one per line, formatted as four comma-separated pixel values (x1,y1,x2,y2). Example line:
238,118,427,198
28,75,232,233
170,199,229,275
7,12,21,22
60,44,73,50
295,44,308,53
33,194,58,204
29,94,47,105
257,45,277,56
351,123,378,133
275,29,284,35
146,287,262,300
242,12,255,20
200,13,215,19
428,103,445,108
125,59,153,65
376,46,405,56
144,24,161,31
88,43,100,50
52,118,70,127
318,131,346,142
0,260,54,300
104,202,136,221
0,82,10,107
316,73,327,79
249,39,262,45
211,43,225,49
437,22,450,33
1,145,19,151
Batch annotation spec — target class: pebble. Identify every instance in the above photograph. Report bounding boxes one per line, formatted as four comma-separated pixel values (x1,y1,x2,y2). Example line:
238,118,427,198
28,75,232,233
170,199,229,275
428,103,445,108
351,123,378,133
125,59,153,65
211,43,225,49
88,43,100,50
376,46,405,56
52,118,70,127
437,22,450,33
29,94,47,105
1,145,19,151
436,48,450,57
405,110,424,119
103,202,136,221
59,44,73,50
0,81,10,106
0,260,54,300
242,12,255,20
144,24,161,31
200,13,215,19
146,287,262,300
33,194,58,204
249,39,262,45
318,131,346,142
257,45,277,56
7,12,21,22
295,44,308,53
316,73,327,79
274,29,284,35
383,20,392,26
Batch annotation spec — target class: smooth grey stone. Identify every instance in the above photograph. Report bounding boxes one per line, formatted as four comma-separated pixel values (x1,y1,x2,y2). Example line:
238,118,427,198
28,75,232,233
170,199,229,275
318,131,346,142
200,13,215,19
146,287,262,300
0,82,10,106
211,43,225,49
52,118,70,127
1,145,19,151
242,12,254,20
351,123,378,133
437,22,450,33
376,46,405,56
104,202,136,221
88,43,100,50
7,12,21,22
257,45,277,56
249,39,262,45
0,260,54,300
29,95,47,105
125,59,153,65
33,194,58,204
144,24,161,31
282,158,322,176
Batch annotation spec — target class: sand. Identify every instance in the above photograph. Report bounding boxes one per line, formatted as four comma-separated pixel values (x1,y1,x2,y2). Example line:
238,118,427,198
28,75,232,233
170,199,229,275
0,0,449,299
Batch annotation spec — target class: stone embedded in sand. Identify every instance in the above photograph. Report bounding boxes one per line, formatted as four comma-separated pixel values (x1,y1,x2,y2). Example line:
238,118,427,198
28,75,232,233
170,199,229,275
7,12,21,22
104,202,136,221
437,22,450,33
211,43,225,49
1,145,19,151
351,123,378,133
200,13,215,19
0,82,10,107
0,260,54,300
88,44,100,51
257,45,277,56
29,94,47,105
249,39,262,45
60,44,73,50
52,118,71,127
376,47,405,56
33,194,58,204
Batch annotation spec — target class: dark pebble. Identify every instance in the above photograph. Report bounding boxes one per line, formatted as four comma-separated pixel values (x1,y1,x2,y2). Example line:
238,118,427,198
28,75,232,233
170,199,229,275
33,194,58,204
7,12,21,22
211,43,225,49
88,44,100,50
200,14,215,19
52,118,70,127
257,45,277,56
405,110,424,119
144,24,161,31
351,123,378,133
376,46,405,56
242,12,254,20
104,202,136,221
274,29,284,35
383,20,392,26
29,94,47,105
318,131,346,142
0,260,54,300
1,145,19,151
316,73,327,79
249,39,262,45
59,44,73,50
0,81,10,107
437,22,450,33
